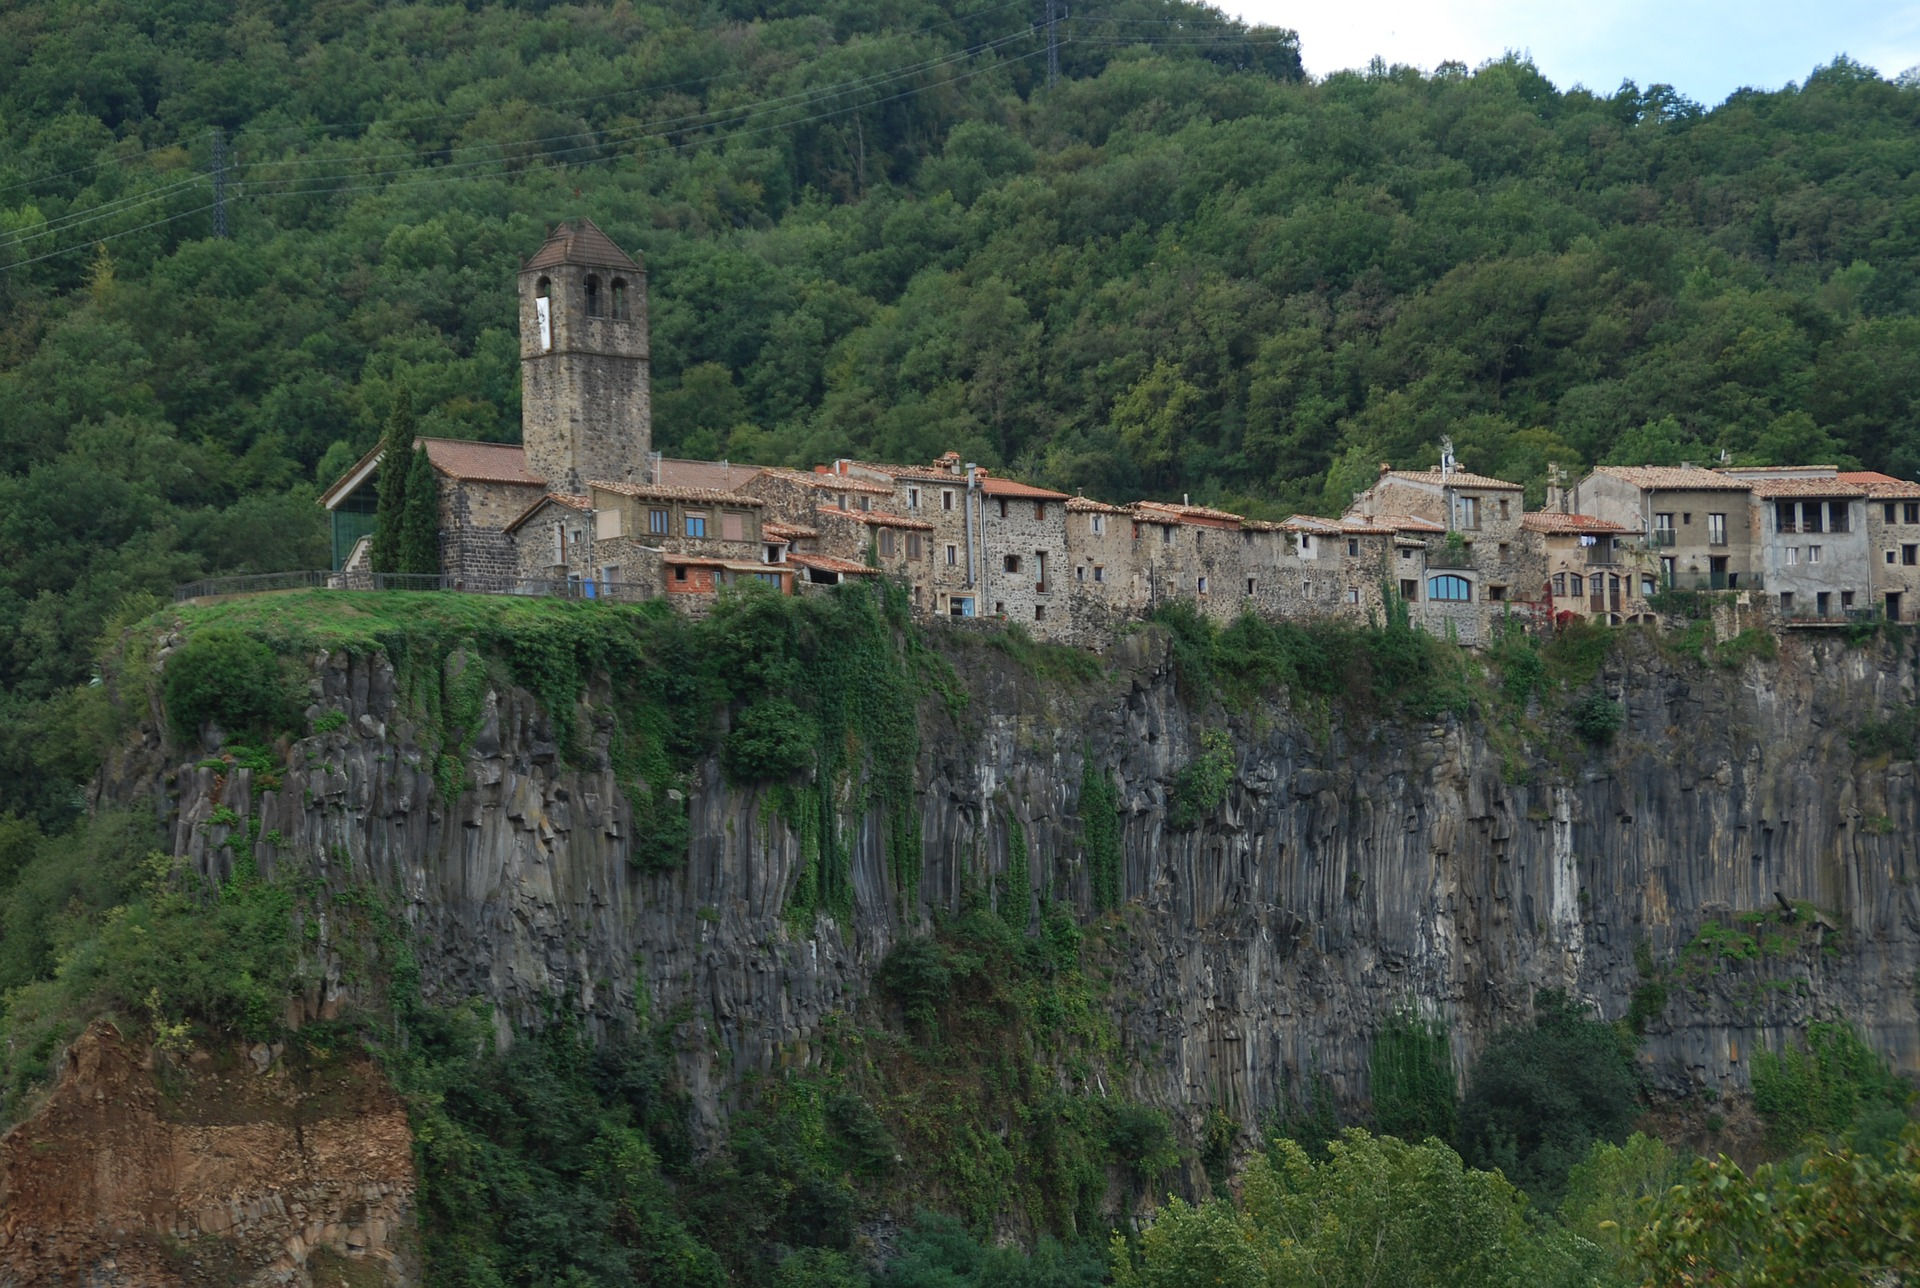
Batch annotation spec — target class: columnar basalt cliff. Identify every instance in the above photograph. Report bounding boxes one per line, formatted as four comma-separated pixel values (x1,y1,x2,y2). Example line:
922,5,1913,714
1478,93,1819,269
150,626,1920,1152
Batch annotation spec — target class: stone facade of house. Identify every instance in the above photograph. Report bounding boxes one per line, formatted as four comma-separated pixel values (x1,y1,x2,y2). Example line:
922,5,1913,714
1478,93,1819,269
1848,472,1920,623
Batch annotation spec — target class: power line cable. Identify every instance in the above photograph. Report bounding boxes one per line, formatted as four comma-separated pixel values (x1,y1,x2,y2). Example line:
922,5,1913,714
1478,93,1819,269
0,203,219,272
0,176,210,251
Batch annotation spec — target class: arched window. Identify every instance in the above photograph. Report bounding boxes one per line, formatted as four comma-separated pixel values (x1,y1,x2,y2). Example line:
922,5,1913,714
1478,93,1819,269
1427,574,1472,601
610,277,628,319
584,274,602,318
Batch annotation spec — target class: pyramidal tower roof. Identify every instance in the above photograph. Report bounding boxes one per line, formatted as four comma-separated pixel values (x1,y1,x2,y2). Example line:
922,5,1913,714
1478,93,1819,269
522,217,640,271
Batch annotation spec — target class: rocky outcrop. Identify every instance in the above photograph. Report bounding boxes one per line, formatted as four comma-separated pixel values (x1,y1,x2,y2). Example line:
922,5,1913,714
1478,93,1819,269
163,626,1920,1151
0,1025,414,1287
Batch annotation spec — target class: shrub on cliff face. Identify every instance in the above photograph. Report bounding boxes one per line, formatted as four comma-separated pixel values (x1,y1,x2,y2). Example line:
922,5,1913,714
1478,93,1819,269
724,698,818,783
1569,690,1625,744
162,629,290,744
1457,990,1640,1205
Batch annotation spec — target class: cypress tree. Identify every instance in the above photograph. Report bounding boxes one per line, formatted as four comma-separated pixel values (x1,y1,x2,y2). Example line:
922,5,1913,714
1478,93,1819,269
369,388,415,574
400,446,440,574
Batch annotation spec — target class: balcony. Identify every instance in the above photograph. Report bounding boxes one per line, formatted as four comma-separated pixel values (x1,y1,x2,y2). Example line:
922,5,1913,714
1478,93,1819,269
1424,547,1476,571
1661,572,1763,593
1583,544,1618,566
1650,530,1677,548
1783,606,1881,628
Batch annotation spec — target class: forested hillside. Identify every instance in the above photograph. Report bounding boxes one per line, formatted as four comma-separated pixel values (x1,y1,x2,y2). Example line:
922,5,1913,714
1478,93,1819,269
3,0,1919,824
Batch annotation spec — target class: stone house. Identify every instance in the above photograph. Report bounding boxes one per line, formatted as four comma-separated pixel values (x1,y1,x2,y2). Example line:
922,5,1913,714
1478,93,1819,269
1518,512,1642,623
1720,470,1871,622
1573,465,1757,593
1276,517,1395,623
1062,497,1136,642
1345,458,1527,644
976,473,1073,635
1840,471,1920,623
586,480,788,603
504,492,595,591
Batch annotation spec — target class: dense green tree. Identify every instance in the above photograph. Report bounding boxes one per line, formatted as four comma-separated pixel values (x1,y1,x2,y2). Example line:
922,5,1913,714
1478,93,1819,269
369,388,416,575
399,445,439,575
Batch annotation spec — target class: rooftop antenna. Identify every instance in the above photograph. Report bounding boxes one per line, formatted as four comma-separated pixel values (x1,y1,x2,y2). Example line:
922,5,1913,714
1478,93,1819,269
1439,436,1456,478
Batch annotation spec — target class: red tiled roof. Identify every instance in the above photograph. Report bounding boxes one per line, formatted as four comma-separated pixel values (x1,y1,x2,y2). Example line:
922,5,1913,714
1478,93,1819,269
655,458,763,491
1589,465,1751,491
761,521,818,540
1379,467,1522,490
422,438,547,487
978,474,1070,501
522,217,640,271
788,552,880,576
841,460,964,483
589,479,762,506
1130,500,1243,527
1836,471,1920,499
1744,477,1867,499
1520,512,1630,535
814,506,934,531
1347,511,1446,534
760,468,896,496
503,492,593,533
1066,496,1127,514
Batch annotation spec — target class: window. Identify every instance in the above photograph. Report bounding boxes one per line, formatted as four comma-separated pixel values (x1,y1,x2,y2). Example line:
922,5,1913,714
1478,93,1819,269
1498,498,1510,520
1300,534,1312,551
674,566,688,583
1161,526,1172,545
649,507,669,535
1682,512,1692,525
1400,547,1412,559
1197,576,1209,594
1552,572,1567,595
1454,495,1479,530
1093,565,1105,583
1808,545,1822,564
1802,502,1825,533
721,512,744,541
1905,544,1918,567
1569,573,1584,596
1655,512,1676,544
1830,501,1850,533
949,596,974,617
1034,605,1045,621
1887,503,1898,524
906,533,922,560
756,572,780,587
945,544,958,566
535,277,553,350
879,529,897,557
1346,587,1360,604
1817,591,1831,616
995,602,1005,615
1489,584,1506,601
685,512,707,538
1779,591,1794,614
1003,554,1021,573
1708,513,1727,546
1843,590,1856,609
1247,577,1258,595
1888,550,1898,564
550,521,564,566
943,490,954,511
858,494,872,512
1498,542,1510,558
1035,551,1047,590
1786,546,1800,565
1399,579,1419,601
1347,538,1359,556
765,543,785,564
998,498,1009,519
1907,503,1920,525
1090,514,1105,535
585,274,602,317
1076,565,1086,582
1642,575,1658,596
1428,574,1471,601
1774,501,1796,533
1034,502,1046,520
610,277,629,320
908,487,921,509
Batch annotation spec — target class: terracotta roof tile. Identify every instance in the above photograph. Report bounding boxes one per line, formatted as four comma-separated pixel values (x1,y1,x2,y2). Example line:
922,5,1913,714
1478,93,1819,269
978,474,1070,501
1589,465,1752,491
503,492,594,533
843,460,964,483
1346,511,1446,534
1837,471,1920,499
1520,512,1630,535
589,479,762,505
422,439,547,486
655,458,764,491
761,521,818,540
1744,477,1868,499
1130,500,1244,526
759,468,896,496
788,552,881,576
522,217,640,271
1066,496,1127,514
1381,467,1521,490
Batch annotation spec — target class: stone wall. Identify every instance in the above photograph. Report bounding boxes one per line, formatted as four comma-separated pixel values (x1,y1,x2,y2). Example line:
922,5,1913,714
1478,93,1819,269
441,479,545,583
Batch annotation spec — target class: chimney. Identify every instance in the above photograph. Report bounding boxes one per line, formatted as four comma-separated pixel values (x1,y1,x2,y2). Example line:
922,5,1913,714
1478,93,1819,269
1379,462,1392,476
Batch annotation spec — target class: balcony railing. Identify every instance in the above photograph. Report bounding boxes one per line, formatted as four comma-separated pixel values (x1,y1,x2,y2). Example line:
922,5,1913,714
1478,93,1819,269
1783,606,1882,627
1660,572,1764,593
1650,530,1677,547
1583,544,1618,565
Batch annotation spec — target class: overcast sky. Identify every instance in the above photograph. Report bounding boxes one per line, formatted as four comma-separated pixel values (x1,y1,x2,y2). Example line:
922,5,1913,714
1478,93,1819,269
1221,1,1920,106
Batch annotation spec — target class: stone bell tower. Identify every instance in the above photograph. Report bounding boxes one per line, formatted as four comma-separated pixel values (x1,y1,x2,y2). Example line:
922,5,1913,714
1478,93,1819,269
518,217,650,493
